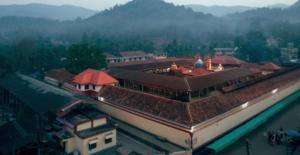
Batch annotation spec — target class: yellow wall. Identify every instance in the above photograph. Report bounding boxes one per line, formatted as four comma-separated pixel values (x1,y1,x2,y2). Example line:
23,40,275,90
97,103,191,148
192,79,300,149
97,79,300,150
77,129,117,155
65,129,116,155
64,137,76,154
93,118,107,128
77,121,92,131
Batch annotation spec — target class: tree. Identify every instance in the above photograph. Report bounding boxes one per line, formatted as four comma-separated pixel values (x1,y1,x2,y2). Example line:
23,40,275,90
67,44,106,74
235,31,269,63
0,54,12,77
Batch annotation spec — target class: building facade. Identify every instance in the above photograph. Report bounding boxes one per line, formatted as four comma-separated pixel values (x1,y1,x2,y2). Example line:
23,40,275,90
57,108,116,155
105,51,150,64
281,43,299,62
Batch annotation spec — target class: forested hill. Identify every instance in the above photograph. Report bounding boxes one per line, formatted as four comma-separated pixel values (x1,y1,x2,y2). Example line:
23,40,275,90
0,0,225,43
290,0,300,8
90,0,212,20
187,4,289,17
1,0,300,74
84,0,218,39
228,0,300,22
0,3,96,20
186,5,254,16
0,0,300,44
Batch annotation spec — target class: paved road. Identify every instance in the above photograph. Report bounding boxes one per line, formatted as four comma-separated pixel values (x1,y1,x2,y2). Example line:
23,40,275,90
219,99,300,155
117,132,160,155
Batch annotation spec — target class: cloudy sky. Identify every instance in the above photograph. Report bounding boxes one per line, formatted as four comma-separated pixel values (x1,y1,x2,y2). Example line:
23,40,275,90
0,0,297,10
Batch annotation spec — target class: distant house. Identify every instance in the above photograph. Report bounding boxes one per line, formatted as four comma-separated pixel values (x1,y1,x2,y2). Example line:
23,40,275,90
104,53,120,64
214,48,236,55
281,43,299,62
150,52,168,60
105,51,150,64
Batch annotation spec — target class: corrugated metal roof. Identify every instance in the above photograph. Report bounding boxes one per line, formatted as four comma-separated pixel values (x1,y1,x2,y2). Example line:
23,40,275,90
0,74,79,114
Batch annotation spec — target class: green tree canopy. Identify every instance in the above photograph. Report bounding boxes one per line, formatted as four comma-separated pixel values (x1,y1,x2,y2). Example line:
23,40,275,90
0,54,12,77
67,44,106,74
235,31,269,63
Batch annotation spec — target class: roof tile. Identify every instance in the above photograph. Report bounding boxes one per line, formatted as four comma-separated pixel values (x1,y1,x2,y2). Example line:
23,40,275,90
73,69,118,85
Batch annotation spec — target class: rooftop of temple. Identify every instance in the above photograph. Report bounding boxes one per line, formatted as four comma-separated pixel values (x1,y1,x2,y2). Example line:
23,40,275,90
59,54,300,134
106,56,283,102
99,67,300,128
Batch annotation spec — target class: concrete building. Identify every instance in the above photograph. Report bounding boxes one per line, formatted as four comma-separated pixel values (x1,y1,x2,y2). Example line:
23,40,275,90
214,48,236,56
0,74,84,154
0,74,117,155
281,43,299,62
105,51,150,64
56,107,116,155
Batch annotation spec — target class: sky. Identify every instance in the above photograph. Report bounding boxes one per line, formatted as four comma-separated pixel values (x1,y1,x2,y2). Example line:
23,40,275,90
0,0,297,11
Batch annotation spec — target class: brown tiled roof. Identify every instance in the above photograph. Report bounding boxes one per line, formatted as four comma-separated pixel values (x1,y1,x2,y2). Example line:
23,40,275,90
108,68,189,91
109,68,253,92
188,68,298,125
45,68,75,84
99,85,192,127
260,63,281,71
186,68,253,91
99,69,300,128
240,63,262,74
80,90,100,98
212,55,245,66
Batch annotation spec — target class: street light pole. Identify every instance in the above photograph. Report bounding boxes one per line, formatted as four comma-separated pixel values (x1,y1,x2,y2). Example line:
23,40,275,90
246,138,251,155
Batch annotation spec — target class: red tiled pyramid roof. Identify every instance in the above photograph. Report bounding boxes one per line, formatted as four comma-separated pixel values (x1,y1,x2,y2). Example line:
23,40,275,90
73,69,118,85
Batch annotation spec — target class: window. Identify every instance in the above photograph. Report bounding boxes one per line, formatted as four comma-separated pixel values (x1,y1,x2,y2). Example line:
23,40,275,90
79,85,82,89
85,85,89,90
93,85,96,90
105,138,112,144
88,143,97,150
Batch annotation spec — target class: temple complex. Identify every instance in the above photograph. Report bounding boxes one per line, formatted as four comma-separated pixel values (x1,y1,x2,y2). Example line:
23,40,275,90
71,55,300,153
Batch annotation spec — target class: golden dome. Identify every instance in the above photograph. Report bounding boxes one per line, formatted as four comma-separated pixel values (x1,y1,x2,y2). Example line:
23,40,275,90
170,62,178,71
